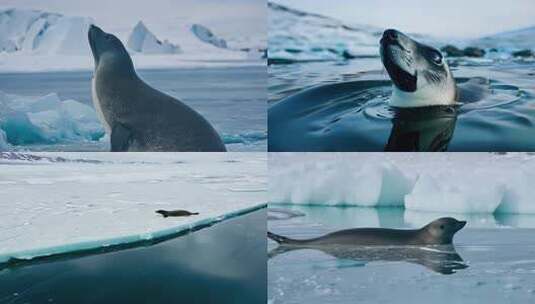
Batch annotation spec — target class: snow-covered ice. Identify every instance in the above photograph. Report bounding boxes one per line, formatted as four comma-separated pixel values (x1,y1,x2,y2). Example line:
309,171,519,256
0,152,267,264
269,153,535,214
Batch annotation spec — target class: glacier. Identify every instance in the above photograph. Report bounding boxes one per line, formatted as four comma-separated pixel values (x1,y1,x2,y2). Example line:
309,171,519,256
269,153,535,214
0,8,265,72
268,2,534,64
0,152,267,264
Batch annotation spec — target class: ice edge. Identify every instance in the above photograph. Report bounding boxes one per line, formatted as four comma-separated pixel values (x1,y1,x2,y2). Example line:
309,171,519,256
0,202,267,265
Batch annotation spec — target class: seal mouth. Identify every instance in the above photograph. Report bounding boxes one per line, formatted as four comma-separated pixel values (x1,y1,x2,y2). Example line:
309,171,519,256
380,29,417,92
457,220,467,230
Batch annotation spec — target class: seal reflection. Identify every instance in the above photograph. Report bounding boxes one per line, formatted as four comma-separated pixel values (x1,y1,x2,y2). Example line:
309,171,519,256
385,105,458,151
269,244,468,275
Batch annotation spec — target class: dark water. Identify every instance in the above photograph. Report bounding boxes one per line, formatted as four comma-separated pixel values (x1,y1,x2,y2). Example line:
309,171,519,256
268,205,535,304
0,66,267,151
268,59,535,152
0,209,266,304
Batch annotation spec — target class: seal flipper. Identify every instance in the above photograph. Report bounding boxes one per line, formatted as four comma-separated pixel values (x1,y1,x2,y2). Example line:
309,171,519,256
111,123,133,152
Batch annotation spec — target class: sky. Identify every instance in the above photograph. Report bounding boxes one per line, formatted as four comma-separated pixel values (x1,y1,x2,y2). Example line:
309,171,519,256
0,0,266,41
274,0,535,39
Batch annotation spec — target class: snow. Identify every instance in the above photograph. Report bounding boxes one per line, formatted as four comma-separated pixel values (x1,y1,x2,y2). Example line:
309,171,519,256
0,152,267,264
0,90,104,146
0,8,265,72
127,21,180,54
269,153,535,214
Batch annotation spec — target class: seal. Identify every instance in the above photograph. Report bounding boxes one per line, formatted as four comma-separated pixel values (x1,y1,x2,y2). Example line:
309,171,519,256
88,25,226,152
156,209,199,217
268,217,466,246
380,29,488,108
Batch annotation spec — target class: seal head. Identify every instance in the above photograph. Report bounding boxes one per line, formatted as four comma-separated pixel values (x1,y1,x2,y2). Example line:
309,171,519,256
420,217,466,245
88,25,134,76
380,29,457,107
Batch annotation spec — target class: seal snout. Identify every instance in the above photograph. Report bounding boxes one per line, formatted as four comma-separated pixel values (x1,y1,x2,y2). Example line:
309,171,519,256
457,220,467,230
381,29,399,45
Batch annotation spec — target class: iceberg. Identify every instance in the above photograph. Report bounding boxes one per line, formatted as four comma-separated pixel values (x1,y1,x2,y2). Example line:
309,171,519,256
0,152,267,264
127,21,181,54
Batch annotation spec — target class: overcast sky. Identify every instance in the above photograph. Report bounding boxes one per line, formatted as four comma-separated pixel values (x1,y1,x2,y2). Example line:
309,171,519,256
274,0,535,38
0,0,266,39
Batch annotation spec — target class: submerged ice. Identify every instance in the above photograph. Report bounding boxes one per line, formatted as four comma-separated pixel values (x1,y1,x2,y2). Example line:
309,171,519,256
269,153,535,214
0,91,104,148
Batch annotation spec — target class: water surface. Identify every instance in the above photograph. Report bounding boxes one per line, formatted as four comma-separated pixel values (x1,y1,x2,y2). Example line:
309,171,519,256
0,209,266,304
268,59,535,151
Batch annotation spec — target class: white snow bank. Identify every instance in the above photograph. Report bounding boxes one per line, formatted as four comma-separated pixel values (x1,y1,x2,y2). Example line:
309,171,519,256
0,152,267,264
191,24,227,49
0,91,104,145
405,172,505,214
269,156,414,206
127,21,180,54
269,153,535,214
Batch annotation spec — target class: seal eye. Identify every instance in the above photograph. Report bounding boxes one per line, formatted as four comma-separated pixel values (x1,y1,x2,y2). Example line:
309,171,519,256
431,51,443,65
105,34,113,41
440,225,445,230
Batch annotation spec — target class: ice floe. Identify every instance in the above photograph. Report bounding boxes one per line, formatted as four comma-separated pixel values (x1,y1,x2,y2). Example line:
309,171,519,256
0,152,267,264
0,90,104,146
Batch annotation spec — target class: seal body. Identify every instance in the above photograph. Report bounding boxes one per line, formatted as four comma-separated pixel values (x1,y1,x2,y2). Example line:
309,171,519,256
88,25,226,152
156,210,200,218
268,217,466,246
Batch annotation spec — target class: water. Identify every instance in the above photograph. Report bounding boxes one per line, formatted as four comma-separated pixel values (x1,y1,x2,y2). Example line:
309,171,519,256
0,209,266,304
268,58,535,152
0,66,267,151
268,205,535,304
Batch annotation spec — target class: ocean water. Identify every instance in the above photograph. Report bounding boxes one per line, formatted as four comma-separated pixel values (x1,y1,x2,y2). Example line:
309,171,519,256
0,209,266,304
268,205,535,304
268,59,535,152
267,2,535,152
0,66,267,151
